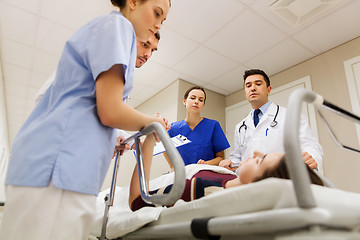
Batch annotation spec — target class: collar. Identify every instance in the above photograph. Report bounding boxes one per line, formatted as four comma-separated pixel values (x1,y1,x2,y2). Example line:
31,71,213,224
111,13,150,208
251,101,272,116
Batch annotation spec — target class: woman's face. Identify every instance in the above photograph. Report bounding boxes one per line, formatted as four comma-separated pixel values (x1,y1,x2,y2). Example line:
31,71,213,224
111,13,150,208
130,0,170,42
183,89,205,114
237,151,284,184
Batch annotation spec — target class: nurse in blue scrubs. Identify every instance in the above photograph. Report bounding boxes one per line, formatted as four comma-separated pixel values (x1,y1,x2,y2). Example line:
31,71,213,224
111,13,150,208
165,86,230,168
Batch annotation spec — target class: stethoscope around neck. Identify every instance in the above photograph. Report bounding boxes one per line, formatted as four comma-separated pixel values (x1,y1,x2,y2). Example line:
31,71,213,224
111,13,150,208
238,104,279,147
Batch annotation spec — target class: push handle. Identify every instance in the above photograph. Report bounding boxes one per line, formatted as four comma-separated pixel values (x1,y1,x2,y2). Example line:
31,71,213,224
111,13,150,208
284,89,321,208
101,123,185,240
131,122,186,205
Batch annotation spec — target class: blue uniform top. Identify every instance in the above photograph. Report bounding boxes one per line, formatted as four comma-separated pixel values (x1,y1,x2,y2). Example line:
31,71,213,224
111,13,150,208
168,118,230,165
6,11,136,195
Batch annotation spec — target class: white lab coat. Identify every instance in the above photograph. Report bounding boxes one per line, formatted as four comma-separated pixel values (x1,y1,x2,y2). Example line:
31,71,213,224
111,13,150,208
230,103,323,173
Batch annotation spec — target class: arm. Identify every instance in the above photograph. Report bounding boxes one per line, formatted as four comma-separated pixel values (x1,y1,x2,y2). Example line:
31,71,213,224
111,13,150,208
302,151,318,170
197,150,225,166
163,152,174,171
229,123,242,164
299,115,324,173
129,134,157,210
199,121,230,165
219,159,235,170
112,135,131,158
220,123,242,169
96,64,164,131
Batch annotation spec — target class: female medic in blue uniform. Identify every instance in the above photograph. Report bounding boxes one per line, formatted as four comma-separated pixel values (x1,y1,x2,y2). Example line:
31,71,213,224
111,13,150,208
165,86,230,168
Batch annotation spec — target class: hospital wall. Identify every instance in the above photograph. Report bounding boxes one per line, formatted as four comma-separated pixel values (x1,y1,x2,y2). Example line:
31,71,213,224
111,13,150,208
101,79,227,190
226,36,360,193
0,56,10,202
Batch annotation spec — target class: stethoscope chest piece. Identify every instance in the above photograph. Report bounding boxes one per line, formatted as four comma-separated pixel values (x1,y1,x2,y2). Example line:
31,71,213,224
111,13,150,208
270,120,278,127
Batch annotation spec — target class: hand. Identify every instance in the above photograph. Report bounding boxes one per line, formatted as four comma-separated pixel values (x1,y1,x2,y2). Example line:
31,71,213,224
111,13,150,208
197,159,208,165
302,152,318,170
154,113,170,131
219,159,232,170
113,135,131,158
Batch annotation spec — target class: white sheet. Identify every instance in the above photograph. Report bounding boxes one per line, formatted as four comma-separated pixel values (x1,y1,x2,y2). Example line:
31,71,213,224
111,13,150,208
90,164,236,239
123,179,360,239
91,172,360,239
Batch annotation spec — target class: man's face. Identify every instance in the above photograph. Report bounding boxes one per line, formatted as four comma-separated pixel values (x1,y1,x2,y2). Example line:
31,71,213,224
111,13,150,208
244,74,271,109
136,35,159,68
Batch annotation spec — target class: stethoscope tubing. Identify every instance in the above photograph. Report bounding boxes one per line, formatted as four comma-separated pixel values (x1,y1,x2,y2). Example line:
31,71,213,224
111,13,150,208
238,105,279,147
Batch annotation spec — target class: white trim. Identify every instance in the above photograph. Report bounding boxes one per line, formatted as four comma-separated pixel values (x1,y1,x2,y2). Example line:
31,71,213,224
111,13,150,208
344,55,360,146
226,76,319,140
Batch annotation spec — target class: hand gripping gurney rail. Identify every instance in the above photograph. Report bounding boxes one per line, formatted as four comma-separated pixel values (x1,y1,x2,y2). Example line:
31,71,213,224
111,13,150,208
116,89,360,240
99,122,186,240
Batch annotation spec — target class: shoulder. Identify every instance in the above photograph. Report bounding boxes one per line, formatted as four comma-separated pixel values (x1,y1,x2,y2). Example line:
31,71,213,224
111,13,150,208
108,11,133,28
202,118,223,130
269,103,286,112
278,105,287,113
168,120,185,134
171,120,186,128
203,118,218,125
86,11,134,36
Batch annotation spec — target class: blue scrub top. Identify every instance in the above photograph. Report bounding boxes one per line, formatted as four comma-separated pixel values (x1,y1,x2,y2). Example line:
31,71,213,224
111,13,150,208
168,118,230,165
6,11,136,195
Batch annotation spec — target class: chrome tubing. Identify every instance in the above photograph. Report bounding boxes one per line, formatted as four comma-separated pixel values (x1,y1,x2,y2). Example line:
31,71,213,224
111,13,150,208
134,122,186,205
284,89,323,208
100,122,185,240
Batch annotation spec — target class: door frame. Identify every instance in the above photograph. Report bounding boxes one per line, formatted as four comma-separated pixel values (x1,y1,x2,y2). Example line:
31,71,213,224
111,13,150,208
344,55,360,146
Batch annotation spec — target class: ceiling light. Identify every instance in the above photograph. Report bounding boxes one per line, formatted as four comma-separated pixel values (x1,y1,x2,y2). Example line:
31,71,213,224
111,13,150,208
269,0,342,27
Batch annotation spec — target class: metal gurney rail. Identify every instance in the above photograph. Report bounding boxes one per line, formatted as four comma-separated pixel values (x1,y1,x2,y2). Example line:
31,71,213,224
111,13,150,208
100,122,186,240
284,88,360,207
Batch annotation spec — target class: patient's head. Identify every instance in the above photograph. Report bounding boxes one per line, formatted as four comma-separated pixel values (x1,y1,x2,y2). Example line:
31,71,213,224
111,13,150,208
237,151,282,184
238,151,324,186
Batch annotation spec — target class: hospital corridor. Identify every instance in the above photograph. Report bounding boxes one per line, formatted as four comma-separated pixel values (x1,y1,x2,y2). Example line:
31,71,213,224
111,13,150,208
1,0,360,239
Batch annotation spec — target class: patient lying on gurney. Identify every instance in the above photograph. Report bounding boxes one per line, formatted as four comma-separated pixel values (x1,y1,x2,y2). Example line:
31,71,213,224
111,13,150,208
128,134,325,211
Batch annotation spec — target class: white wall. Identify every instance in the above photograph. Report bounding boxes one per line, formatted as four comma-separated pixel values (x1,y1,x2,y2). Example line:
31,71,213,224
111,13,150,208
0,56,10,202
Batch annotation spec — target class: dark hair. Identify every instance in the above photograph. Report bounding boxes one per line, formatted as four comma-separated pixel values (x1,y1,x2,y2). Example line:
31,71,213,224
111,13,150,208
253,156,324,186
243,69,270,87
111,0,171,9
154,31,160,41
111,0,130,8
184,86,206,104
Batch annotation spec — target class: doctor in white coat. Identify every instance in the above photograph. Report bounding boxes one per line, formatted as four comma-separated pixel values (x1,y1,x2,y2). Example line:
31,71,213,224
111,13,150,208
220,69,323,173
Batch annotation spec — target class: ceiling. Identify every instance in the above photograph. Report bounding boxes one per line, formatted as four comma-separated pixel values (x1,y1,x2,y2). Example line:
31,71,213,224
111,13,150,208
1,0,360,144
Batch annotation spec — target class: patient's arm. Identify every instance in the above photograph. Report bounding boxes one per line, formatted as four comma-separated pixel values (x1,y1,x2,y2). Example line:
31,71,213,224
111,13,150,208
129,134,157,211
219,159,233,170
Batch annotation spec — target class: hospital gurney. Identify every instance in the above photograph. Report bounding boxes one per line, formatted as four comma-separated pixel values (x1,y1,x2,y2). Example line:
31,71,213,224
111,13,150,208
101,89,360,240
99,122,186,240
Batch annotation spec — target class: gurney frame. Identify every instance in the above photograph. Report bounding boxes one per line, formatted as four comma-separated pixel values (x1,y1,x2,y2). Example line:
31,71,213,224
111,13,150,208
99,122,186,240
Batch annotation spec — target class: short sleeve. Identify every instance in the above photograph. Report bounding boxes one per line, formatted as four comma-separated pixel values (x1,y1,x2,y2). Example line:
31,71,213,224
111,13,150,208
212,121,230,153
168,123,176,138
69,13,135,82
88,17,134,81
